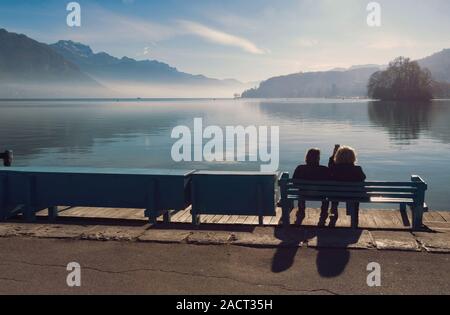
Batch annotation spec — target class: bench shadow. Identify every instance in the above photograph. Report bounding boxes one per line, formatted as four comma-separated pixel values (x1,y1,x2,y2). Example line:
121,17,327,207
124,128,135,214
7,213,257,232
146,223,256,233
11,215,150,227
271,211,363,278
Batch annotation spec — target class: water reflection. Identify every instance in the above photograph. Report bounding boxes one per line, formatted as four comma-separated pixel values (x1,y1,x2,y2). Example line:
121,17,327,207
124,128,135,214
256,100,370,125
368,101,434,143
0,101,206,159
255,99,450,145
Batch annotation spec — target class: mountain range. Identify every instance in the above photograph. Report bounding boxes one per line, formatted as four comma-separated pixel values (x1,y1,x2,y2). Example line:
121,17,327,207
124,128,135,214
0,28,105,97
0,28,246,98
50,40,240,86
1,27,450,99
242,49,450,98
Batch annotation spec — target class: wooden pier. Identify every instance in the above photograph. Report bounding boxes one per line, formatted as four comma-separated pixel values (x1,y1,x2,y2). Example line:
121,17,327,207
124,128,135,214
34,206,450,231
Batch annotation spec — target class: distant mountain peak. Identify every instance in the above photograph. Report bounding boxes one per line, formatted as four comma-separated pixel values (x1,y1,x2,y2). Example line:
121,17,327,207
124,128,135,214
53,40,94,58
50,39,243,86
0,28,105,97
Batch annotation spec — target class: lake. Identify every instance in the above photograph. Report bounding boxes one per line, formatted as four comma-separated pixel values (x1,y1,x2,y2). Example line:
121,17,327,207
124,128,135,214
1,98,449,210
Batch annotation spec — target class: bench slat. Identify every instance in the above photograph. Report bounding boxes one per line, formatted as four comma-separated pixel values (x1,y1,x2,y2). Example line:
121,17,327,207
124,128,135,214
287,191,416,199
286,197,415,204
284,179,421,187
287,186,417,193
369,197,414,204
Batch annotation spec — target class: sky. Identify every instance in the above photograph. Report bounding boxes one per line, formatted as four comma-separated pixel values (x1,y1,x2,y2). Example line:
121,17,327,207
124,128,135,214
1,0,450,82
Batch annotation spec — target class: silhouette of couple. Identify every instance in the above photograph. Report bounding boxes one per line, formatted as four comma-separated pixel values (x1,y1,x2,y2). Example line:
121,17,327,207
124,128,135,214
293,145,366,226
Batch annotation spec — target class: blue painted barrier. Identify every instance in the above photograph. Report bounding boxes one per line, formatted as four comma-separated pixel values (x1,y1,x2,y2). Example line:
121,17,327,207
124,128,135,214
191,171,278,225
0,167,194,223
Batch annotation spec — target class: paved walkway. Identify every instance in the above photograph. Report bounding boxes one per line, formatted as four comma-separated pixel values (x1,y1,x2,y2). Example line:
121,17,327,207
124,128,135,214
1,238,449,294
0,207,449,253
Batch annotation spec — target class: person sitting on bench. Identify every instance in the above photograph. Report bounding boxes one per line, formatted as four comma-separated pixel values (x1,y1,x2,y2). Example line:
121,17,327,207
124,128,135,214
293,148,331,225
329,146,366,219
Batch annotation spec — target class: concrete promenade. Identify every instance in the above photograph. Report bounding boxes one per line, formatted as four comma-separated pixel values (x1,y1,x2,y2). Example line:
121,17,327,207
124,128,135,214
0,207,449,294
0,207,449,252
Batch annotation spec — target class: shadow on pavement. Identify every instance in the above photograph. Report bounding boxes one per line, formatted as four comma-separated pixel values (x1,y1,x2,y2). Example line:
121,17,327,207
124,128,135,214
271,212,363,278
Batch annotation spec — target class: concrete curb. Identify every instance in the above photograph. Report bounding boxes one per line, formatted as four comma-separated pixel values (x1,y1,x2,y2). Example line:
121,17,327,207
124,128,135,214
1,222,450,253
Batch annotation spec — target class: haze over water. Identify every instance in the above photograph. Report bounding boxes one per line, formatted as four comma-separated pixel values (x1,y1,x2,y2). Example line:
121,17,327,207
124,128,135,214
1,99,449,210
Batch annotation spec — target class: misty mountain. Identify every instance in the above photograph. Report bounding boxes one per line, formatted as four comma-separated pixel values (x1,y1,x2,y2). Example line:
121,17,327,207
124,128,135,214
0,29,106,97
242,67,380,98
0,28,246,98
0,29,95,84
50,40,240,86
418,49,450,83
242,50,450,99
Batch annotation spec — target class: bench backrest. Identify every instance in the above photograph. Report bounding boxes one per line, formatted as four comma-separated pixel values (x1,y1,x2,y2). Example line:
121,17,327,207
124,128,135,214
0,167,194,211
278,172,427,204
192,171,278,216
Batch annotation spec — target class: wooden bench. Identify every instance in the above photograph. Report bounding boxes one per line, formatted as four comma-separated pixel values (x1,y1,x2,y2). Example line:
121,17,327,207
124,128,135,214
0,167,193,223
191,171,278,225
278,172,428,230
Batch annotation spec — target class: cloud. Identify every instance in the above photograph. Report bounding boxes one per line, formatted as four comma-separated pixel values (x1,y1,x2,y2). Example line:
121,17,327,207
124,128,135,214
135,46,153,58
296,38,320,48
37,6,177,44
178,20,265,55
365,37,419,50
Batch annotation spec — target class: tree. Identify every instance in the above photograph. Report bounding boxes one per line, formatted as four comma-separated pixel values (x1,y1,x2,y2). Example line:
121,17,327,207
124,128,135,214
367,57,433,101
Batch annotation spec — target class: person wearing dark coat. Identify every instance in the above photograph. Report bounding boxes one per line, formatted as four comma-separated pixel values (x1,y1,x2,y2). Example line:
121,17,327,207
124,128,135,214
293,148,331,222
329,146,366,219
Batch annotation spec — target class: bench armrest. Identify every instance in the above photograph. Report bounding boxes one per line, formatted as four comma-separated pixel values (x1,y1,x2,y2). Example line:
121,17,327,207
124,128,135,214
278,172,290,184
411,175,428,190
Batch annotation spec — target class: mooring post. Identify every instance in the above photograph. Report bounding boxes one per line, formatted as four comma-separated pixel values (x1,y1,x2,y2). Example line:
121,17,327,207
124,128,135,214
1,150,13,167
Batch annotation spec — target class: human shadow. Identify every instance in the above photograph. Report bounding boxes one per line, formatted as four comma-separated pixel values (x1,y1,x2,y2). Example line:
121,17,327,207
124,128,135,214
310,228,363,278
271,209,363,278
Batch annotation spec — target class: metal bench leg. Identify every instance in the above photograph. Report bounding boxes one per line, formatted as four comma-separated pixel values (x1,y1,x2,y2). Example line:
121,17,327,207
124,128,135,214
146,209,157,225
163,211,172,223
192,214,200,226
149,214,157,225
412,205,424,231
48,206,58,221
279,174,291,228
400,203,407,213
348,203,359,229
281,203,291,227
258,216,264,226
24,205,36,222
190,205,200,225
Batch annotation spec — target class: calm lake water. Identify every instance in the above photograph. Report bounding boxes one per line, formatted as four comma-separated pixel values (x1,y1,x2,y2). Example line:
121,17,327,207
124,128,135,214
1,98,450,210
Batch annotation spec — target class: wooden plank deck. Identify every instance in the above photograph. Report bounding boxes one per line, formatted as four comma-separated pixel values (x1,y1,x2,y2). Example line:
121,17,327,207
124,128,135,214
33,206,450,230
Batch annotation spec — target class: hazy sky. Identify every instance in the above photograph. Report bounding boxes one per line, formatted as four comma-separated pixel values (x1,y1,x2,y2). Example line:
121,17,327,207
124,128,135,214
1,0,450,81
